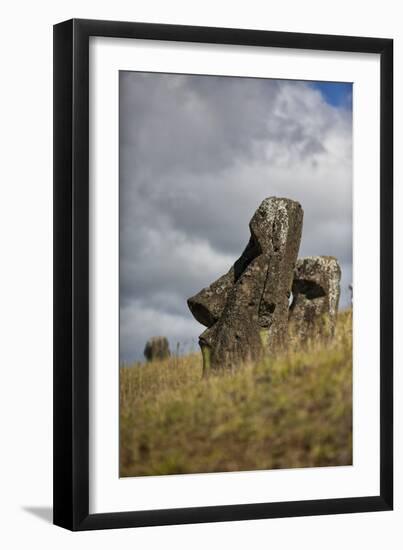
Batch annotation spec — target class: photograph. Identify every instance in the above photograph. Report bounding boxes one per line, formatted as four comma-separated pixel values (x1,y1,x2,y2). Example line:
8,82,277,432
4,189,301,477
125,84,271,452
119,70,353,478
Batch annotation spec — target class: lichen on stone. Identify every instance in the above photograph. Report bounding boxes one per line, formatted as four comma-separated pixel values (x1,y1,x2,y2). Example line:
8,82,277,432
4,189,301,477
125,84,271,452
187,198,342,373
188,197,303,373
289,256,341,345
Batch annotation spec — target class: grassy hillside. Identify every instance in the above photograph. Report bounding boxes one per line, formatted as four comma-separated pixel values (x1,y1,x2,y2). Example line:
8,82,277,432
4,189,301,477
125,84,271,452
120,309,352,477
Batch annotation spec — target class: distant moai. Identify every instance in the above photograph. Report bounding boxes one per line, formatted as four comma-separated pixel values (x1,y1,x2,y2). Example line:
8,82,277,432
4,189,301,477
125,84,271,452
187,196,342,373
289,256,341,344
188,197,303,372
144,336,171,362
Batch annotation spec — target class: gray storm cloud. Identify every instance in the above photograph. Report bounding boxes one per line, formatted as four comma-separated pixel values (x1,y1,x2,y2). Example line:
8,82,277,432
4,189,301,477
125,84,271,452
119,71,352,362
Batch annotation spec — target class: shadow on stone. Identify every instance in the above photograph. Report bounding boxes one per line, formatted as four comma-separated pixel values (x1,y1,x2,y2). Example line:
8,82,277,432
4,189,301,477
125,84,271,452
188,197,304,372
289,256,341,344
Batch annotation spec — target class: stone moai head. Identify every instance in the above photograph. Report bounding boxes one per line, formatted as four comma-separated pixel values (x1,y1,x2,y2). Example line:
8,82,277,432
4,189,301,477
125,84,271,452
144,336,171,362
289,256,341,344
187,197,303,373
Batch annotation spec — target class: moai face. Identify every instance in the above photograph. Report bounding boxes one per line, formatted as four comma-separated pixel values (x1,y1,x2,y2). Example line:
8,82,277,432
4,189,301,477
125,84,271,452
187,197,303,373
289,256,341,344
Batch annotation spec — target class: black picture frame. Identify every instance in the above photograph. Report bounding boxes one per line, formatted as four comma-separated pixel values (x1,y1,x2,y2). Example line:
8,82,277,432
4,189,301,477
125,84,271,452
53,18,393,531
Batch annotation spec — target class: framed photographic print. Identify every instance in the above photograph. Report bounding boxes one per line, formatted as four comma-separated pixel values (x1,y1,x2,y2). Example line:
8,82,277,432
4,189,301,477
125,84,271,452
53,19,393,530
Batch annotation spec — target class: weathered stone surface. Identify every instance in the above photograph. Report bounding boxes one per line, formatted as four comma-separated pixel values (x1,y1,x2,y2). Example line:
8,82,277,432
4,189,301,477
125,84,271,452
144,336,171,362
187,237,260,328
289,256,341,344
188,197,303,372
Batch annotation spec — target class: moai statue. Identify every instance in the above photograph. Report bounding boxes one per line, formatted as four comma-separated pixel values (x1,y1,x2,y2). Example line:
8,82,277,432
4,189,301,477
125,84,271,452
289,256,341,344
144,336,171,362
188,197,303,373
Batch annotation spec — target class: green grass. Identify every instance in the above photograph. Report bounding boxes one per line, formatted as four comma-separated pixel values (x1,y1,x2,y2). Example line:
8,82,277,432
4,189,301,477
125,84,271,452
120,309,352,477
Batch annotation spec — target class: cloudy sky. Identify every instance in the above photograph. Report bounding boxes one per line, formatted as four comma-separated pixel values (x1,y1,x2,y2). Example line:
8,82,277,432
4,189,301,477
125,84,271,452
119,71,352,362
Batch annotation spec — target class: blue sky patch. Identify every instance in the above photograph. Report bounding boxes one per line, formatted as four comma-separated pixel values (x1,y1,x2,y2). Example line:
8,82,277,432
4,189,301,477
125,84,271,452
310,81,352,109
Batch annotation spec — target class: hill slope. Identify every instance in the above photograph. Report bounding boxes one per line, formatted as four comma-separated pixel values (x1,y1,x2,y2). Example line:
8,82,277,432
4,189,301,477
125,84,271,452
120,309,352,477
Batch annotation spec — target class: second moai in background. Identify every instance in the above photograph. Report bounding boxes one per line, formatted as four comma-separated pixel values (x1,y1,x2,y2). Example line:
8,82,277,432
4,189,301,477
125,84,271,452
188,197,303,373
144,336,171,362
289,256,341,344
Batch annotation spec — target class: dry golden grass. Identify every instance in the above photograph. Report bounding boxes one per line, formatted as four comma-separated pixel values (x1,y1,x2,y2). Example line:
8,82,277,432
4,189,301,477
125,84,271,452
120,309,352,477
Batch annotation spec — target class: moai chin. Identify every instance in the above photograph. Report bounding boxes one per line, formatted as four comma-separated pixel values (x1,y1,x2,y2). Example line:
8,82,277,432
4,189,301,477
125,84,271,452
187,197,303,373
289,256,341,344
144,336,171,362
